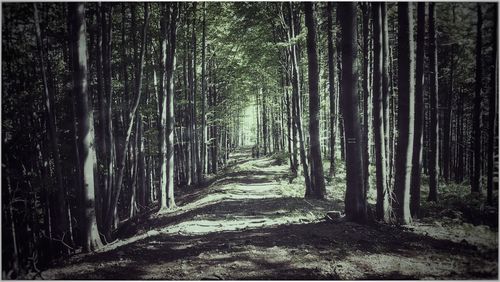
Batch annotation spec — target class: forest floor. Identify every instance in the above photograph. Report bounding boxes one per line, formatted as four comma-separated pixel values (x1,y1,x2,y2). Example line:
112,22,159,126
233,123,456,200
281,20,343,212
42,148,498,280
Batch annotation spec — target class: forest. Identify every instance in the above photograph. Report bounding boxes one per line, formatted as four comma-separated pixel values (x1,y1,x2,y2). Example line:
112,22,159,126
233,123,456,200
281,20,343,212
1,1,498,280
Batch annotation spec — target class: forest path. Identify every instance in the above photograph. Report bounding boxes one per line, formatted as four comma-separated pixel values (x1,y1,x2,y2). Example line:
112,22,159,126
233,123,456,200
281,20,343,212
42,148,497,280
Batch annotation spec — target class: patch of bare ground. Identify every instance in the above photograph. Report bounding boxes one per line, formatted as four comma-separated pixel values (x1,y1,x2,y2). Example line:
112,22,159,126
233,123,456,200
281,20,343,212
41,148,498,280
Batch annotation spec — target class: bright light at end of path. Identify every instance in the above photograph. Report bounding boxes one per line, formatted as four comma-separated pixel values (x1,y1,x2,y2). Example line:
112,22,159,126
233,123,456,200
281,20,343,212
240,105,257,146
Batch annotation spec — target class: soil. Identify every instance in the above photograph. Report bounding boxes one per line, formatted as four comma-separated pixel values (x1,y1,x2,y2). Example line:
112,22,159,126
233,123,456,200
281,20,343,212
41,148,498,280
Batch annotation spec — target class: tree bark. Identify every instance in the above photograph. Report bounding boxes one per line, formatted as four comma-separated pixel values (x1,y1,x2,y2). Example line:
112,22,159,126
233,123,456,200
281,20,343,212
34,3,70,251
471,3,482,194
410,2,426,218
361,3,370,196
372,2,390,222
69,2,104,252
201,2,207,176
428,3,439,201
487,5,497,205
327,2,337,178
105,3,150,235
381,3,392,189
338,2,367,223
304,2,326,199
288,2,311,194
393,2,415,224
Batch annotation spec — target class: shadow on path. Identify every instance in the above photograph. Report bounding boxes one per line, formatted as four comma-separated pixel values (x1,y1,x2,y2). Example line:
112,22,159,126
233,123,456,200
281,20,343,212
43,148,498,280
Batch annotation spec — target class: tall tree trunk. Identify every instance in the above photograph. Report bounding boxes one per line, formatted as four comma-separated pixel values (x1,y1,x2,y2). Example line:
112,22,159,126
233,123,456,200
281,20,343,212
201,3,207,176
428,3,439,201
69,2,104,252
192,3,200,184
381,3,392,189
338,2,367,223
137,113,146,209
304,2,326,199
165,3,178,208
34,3,70,252
372,2,390,222
487,5,497,205
393,2,415,224
410,2,426,217
443,6,456,183
327,2,337,178
361,3,370,196
105,3,149,236
471,3,482,194
289,2,311,194
102,4,115,231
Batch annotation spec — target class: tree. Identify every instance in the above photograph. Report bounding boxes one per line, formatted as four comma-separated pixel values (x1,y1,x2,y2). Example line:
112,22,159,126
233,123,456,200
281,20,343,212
104,3,149,237
393,2,415,224
288,2,311,193
326,2,337,177
442,5,456,183
34,2,71,252
487,5,497,205
361,3,370,196
201,2,208,177
164,3,178,209
381,3,392,188
338,2,367,223
69,2,104,252
410,2,426,217
304,2,326,199
372,2,390,222
471,3,482,194
427,2,439,201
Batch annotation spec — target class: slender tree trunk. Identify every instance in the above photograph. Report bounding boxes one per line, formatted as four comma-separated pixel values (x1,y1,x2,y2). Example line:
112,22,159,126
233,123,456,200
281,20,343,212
410,2,426,218
428,3,439,201
105,3,149,235
327,2,337,178
165,3,178,208
361,3,370,195
443,6,456,183
289,2,311,194
201,3,207,176
69,2,104,252
381,3,393,190
487,5,497,205
393,2,415,224
372,2,390,222
34,3,70,252
472,3,482,194
338,2,367,223
102,4,115,232
192,3,200,184
304,2,326,199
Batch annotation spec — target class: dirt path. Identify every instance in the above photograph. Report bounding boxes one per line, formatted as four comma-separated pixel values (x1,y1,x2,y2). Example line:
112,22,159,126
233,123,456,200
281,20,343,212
42,148,497,280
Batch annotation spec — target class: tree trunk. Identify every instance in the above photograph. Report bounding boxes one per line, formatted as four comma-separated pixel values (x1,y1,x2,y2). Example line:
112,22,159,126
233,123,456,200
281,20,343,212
487,5,497,205
372,2,390,222
410,2,426,218
381,3,392,189
393,2,415,224
105,3,150,235
327,2,337,178
34,3,70,252
289,2,311,194
165,3,178,208
361,3,370,196
201,3,207,176
69,2,104,252
471,3,482,194
428,3,439,201
304,2,326,199
338,2,367,223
